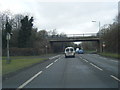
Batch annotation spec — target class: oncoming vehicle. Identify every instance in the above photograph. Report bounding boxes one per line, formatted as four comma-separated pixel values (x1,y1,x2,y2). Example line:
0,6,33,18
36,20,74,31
65,47,75,58
78,49,84,54
75,48,79,53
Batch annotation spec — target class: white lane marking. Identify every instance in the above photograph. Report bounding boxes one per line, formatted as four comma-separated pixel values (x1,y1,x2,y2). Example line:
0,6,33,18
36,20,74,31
49,55,60,60
83,59,88,62
17,71,43,89
110,60,118,62
46,63,53,68
103,57,107,60
90,63,103,71
110,75,120,82
54,57,61,62
99,57,104,58
80,57,83,59
100,56,107,60
54,59,59,62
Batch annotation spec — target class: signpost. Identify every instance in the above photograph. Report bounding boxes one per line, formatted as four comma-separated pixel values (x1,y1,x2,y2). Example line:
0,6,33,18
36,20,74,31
46,45,48,54
6,33,11,64
102,42,106,52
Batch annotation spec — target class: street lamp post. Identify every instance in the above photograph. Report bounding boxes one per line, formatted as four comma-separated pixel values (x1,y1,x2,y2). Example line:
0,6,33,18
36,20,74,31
92,21,101,36
98,21,101,37
92,21,101,53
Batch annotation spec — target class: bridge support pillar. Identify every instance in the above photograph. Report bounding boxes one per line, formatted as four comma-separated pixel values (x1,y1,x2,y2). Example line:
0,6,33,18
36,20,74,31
97,40,103,53
99,39,104,53
50,42,54,53
97,41,100,53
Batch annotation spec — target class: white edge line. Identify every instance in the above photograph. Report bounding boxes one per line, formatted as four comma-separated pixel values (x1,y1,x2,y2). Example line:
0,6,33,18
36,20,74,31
46,63,53,68
90,63,103,71
17,71,43,89
110,75,120,82
49,55,60,60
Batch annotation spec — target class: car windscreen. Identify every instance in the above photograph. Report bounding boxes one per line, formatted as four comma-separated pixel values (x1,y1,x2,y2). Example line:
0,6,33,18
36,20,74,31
70,48,74,52
66,49,69,52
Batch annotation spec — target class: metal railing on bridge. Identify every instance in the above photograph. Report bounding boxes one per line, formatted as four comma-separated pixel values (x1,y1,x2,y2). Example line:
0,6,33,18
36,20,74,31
48,33,99,40
66,33,99,38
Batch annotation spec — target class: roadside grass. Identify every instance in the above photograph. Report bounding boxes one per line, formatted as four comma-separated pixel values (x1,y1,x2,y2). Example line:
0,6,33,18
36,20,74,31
85,50,97,54
2,58,47,75
2,56,37,60
99,52,120,59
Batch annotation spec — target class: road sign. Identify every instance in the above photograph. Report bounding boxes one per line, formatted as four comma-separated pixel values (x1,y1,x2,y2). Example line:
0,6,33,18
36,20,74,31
103,44,106,47
6,33,11,40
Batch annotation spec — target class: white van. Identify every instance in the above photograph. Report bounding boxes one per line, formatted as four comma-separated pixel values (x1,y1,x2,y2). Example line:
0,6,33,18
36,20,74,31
65,47,75,58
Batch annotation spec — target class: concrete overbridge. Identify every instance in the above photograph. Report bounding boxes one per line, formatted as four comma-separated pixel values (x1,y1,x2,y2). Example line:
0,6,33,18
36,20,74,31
49,33,101,52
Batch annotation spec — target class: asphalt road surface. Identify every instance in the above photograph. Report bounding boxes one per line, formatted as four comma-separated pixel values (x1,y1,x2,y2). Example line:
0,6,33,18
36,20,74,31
3,54,119,89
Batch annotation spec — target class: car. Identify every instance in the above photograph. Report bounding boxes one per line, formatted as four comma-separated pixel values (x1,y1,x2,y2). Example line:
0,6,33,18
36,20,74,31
75,48,79,53
65,47,75,58
78,49,84,54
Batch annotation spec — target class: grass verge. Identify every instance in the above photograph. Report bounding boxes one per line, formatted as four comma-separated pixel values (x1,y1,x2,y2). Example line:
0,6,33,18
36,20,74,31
85,50,97,54
99,52,120,59
2,58,47,75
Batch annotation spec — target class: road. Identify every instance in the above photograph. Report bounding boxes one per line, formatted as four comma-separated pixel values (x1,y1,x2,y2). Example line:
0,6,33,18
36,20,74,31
2,54,119,89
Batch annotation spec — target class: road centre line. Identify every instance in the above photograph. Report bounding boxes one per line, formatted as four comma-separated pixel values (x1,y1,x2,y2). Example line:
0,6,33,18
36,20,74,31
46,63,53,68
17,71,43,89
110,60,118,62
103,57,107,60
80,57,83,59
83,59,88,62
99,57,107,60
90,63,103,71
110,75,120,82
54,59,59,62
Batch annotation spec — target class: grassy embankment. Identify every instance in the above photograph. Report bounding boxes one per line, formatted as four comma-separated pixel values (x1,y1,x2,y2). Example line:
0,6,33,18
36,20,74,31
85,50,97,54
2,56,48,75
85,50,120,59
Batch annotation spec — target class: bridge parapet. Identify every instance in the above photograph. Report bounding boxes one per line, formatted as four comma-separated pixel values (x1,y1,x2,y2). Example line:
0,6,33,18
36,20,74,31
48,33,99,41
66,33,98,37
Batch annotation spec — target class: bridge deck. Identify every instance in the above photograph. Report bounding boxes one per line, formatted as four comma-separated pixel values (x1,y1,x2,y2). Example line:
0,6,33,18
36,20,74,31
49,38,100,42
49,33,100,42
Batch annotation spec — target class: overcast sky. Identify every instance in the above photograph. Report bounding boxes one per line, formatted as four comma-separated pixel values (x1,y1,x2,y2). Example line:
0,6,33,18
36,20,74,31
0,0,118,35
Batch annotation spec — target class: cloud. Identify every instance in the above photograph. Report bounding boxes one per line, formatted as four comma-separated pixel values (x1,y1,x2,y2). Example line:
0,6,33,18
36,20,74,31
32,2,117,34
0,1,118,34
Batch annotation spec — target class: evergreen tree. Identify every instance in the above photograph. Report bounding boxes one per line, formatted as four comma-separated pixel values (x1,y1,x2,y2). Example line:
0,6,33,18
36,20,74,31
2,20,12,49
18,16,33,48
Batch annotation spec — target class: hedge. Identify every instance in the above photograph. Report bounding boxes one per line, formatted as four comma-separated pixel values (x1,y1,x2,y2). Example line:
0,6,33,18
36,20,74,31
2,47,48,56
